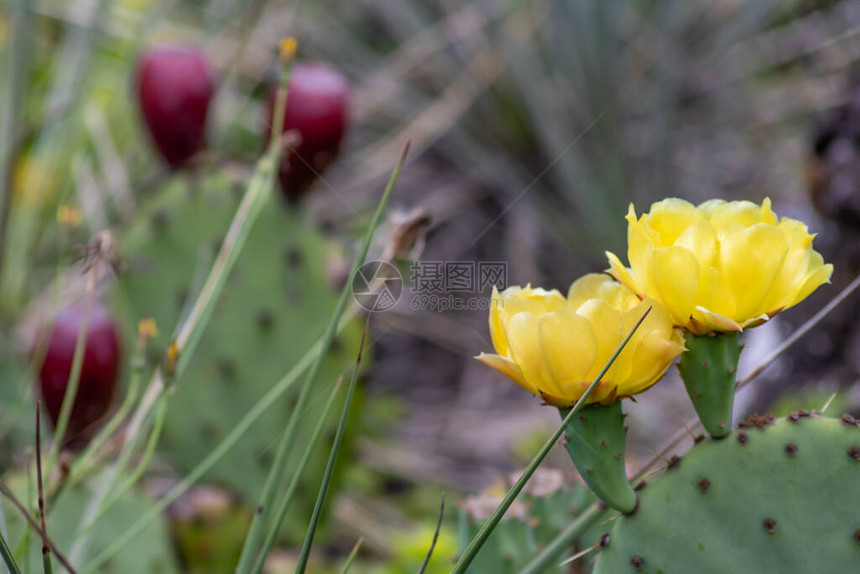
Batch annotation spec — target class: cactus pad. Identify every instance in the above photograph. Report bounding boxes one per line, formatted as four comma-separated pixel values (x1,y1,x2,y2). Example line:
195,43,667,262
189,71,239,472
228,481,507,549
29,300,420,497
111,171,363,540
593,414,860,573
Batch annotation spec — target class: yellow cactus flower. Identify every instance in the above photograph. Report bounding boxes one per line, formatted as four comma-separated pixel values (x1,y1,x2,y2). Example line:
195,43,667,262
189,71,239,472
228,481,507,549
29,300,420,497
476,275,684,407
606,198,833,335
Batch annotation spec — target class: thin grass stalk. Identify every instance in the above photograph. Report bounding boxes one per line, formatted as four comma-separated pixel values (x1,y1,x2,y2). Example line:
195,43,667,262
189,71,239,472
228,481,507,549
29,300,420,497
518,503,605,574
66,391,167,569
294,320,371,574
0,483,76,574
235,141,410,573
450,307,652,573
249,378,347,574
0,526,20,574
48,284,94,465
338,538,363,574
65,329,148,487
81,312,356,573
99,393,168,514
69,389,169,560
249,378,346,574
0,0,112,308
0,0,34,275
417,493,445,574
36,408,53,574
82,86,291,547
116,48,297,464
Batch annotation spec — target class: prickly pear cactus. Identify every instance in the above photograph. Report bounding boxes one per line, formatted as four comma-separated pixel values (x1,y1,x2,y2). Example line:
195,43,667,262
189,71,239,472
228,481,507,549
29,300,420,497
458,468,604,573
593,414,860,573
111,170,363,540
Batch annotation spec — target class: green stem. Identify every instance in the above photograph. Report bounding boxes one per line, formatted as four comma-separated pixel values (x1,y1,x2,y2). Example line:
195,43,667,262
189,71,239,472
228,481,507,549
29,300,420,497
65,346,145,488
97,392,168,520
450,307,652,573
294,323,369,574
235,142,410,573
338,538,363,574
0,0,33,277
249,380,346,574
0,522,21,574
82,311,356,573
48,296,94,464
0,0,111,308
677,332,742,438
67,390,168,566
518,503,605,574
561,401,636,513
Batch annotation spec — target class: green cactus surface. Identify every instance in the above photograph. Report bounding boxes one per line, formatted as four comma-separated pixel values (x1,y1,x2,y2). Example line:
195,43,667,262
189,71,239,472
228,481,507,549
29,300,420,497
677,332,742,438
1,472,179,573
111,170,364,541
593,414,860,573
458,468,604,573
561,402,637,513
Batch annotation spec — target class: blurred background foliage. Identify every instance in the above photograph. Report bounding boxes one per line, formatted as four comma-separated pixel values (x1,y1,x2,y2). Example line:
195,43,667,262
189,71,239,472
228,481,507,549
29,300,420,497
1,0,860,571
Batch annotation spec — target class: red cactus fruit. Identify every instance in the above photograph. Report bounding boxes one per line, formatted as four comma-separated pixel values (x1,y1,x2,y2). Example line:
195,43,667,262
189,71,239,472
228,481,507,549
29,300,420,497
37,303,121,442
264,62,349,202
136,45,215,169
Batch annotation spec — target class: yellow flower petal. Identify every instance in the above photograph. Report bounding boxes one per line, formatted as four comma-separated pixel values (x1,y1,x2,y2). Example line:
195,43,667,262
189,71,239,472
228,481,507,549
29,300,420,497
475,353,532,393
643,198,698,246
708,199,765,228
720,223,788,320
605,251,639,295
569,272,639,311
651,246,700,326
505,312,561,397
538,307,598,387
609,197,832,334
695,307,742,333
476,276,684,406
794,262,833,305
575,299,623,381
489,287,508,357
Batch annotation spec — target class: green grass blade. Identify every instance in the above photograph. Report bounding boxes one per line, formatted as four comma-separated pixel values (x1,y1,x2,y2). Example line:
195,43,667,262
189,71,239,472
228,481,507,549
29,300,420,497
235,141,410,573
48,296,93,460
36,407,53,574
249,378,346,574
81,310,356,573
0,0,33,275
417,493,445,574
450,307,652,573
0,526,21,574
294,319,371,574
339,538,363,574
518,502,604,574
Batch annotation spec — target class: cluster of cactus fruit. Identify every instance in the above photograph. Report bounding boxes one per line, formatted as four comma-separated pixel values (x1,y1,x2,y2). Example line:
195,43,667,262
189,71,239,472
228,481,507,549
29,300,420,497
135,44,348,203
6,39,358,564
